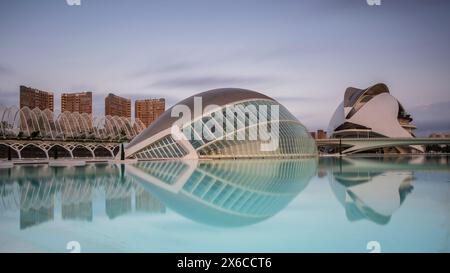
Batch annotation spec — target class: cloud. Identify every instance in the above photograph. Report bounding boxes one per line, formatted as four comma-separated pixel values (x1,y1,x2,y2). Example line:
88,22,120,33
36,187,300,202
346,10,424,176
130,59,205,78
0,64,13,76
409,101,450,135
0,88,18,107
274,95,334,103
152,62,199,74
132,61,200,78
149,75,272,89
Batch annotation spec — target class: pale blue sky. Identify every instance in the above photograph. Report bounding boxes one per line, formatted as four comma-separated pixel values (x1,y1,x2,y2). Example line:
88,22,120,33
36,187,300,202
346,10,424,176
1,0,449,133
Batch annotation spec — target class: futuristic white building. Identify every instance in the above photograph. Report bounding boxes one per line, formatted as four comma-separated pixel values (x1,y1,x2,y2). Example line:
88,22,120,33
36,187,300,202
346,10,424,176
328,83,423,153
125,88,317,160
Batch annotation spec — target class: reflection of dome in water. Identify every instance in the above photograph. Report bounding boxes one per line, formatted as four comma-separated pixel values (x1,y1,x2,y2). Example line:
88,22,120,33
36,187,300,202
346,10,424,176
328,158,414,225
125,88,317,160
128,159,317,227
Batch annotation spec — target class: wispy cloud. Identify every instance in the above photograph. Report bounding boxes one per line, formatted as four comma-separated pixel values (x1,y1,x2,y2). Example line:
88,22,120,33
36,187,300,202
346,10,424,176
409,101,450,135
0,64,13,76
274,95,334,103
149,75,272,89
0,88,18,107
131,61,200,78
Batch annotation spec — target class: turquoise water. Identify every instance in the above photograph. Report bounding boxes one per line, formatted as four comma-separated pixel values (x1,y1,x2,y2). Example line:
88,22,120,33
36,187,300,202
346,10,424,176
0,156,449,253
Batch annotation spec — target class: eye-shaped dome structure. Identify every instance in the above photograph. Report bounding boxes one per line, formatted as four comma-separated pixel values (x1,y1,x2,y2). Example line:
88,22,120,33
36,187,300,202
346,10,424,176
328,83,423,153
125,88,317,159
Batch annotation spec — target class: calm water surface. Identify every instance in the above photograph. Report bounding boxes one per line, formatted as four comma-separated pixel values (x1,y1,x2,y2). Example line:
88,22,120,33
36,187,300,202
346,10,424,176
0,156,449,252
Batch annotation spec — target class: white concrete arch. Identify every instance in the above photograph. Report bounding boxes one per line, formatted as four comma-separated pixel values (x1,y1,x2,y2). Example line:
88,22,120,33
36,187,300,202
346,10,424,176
19,143,49,159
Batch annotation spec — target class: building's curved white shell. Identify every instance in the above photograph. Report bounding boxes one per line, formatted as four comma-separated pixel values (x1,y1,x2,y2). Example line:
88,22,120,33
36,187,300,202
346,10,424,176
347,93,412,138
328,83,422,153
328,101,345,134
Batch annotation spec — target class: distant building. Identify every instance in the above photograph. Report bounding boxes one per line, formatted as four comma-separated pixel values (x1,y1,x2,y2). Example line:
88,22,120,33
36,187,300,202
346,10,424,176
310,130,327,139
61,91,92,114
427,133,450,153
429,133,450,138
20,85,54,111
105,93,131,118
317,129,327,139
135,98,165,127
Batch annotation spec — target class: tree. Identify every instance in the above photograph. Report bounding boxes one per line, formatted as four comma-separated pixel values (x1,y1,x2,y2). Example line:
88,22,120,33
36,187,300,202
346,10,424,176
120,143,125,160
30,131,40,139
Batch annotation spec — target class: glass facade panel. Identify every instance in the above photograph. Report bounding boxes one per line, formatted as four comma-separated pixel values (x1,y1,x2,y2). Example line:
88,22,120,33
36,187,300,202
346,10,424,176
134,135,188,159
130,98,317,160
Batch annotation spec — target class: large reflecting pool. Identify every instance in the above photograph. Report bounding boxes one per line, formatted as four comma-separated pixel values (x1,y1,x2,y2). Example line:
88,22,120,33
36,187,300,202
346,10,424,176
0,156,449,252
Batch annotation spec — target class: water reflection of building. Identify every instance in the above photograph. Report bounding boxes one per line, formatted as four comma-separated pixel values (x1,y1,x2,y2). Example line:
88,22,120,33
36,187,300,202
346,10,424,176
136,190,166,213
62,202,93,222
20,184,55,229
61,181,93,222
127,159,317,227
0,164,165,229
20,207,54,229
105,188,132,220
326,157,415,225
